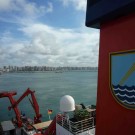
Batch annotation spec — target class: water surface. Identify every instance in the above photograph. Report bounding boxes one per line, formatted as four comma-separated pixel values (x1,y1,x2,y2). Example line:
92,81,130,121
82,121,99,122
0,71,97,121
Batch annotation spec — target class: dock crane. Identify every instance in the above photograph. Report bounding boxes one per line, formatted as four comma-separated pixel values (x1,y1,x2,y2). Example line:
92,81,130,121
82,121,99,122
0,88,42,128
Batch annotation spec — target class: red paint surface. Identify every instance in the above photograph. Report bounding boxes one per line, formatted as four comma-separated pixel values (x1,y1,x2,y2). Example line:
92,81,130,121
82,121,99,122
44,117,56,135
96,13,135,135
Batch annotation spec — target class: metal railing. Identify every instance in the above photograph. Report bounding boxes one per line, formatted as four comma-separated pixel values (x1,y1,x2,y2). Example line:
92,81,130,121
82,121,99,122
56,112,96,135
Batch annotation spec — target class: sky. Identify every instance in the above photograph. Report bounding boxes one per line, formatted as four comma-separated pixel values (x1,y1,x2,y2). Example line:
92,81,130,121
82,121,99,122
0,0,99,67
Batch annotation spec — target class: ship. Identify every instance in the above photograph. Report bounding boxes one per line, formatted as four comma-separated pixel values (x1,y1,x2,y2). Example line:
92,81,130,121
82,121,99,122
0,89,96,135
1,0,135,135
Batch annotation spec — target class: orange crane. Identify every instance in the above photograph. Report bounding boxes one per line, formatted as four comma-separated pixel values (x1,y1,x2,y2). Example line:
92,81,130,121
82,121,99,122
0,88,42,128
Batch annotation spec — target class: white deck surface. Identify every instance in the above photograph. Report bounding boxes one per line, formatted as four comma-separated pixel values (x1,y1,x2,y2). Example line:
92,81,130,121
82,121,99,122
1,121,15,131
33,120,52,129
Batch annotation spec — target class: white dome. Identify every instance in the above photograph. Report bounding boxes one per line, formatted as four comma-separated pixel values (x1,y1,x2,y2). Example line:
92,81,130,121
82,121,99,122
60,95,75,112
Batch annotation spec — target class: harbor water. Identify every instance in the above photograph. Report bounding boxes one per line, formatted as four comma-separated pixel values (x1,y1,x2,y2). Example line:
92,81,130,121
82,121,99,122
0,71,97,122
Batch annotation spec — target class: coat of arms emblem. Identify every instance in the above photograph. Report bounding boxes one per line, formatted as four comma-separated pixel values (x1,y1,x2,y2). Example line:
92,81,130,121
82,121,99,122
110,50,135,109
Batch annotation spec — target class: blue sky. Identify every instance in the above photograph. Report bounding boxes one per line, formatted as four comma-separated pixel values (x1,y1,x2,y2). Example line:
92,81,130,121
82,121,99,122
0,0,99,67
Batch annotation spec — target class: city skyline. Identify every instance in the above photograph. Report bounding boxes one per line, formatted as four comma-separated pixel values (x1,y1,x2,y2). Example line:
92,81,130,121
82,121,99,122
0,0,99,67
0,65,98,73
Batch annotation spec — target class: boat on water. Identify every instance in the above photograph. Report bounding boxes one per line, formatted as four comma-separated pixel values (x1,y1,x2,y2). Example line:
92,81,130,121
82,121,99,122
55,70,63,73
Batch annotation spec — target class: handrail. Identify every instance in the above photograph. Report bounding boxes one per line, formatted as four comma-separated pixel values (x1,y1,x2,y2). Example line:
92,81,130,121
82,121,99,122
56,113,95,134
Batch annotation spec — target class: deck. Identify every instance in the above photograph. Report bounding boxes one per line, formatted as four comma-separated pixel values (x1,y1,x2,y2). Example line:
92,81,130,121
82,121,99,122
33,120,52,130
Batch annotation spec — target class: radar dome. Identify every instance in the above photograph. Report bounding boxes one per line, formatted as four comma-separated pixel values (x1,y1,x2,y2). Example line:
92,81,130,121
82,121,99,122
60,95,75,112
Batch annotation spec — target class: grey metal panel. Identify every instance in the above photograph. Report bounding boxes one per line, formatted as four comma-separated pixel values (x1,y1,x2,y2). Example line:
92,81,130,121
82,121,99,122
1,121,15,131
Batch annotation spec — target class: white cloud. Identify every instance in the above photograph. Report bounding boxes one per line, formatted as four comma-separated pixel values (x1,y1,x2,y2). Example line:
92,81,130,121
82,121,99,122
0,0,99,67
47,2,53,13
0,22,99,67
60,0,87,11
0,0,12,11
0,0,53,18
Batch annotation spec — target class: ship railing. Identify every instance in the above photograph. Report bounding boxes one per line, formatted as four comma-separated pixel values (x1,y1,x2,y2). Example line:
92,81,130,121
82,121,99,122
56,113,95,135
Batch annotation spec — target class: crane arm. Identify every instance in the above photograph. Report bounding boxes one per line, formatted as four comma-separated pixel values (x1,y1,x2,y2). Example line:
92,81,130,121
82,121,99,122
0,88,42,127
9,88,42,123
0,91,22,127
30,91,42,123
0,91,17,98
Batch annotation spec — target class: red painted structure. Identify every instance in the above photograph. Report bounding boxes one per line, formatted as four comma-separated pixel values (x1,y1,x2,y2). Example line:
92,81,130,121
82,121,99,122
96,13,135,135
43,117,56,135
86,0,135,135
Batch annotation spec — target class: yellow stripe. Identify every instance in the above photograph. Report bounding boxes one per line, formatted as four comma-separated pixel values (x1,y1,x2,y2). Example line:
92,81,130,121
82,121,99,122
119,63,135,85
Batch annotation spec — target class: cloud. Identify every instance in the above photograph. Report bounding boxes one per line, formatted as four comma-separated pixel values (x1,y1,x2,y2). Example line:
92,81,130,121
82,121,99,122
0,0,53,20
0,0,12,11
0,0,99,67
46,2,53,13
0,22,99,67
60,0,87,11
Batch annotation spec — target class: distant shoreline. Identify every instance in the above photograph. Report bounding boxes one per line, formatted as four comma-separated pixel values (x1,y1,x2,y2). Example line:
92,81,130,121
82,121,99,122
8,70,98,73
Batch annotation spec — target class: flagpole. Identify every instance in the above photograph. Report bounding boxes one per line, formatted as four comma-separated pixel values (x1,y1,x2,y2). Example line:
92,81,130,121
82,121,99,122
48,109,52,120
48,114,51,120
